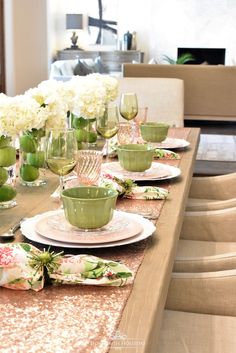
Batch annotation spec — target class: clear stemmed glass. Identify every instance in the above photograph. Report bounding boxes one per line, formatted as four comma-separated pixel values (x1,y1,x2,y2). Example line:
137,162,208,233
134,106,148,143
119,93,138,142
96,104,119,160
45,128,78,194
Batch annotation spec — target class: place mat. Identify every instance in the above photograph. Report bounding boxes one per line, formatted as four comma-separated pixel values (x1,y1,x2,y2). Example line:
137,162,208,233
35,210,144,244
0,128,191,353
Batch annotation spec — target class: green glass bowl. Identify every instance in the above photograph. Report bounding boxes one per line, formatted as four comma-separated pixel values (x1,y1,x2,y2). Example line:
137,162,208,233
140,122,169,142
117,144,155,172
61,187,118,229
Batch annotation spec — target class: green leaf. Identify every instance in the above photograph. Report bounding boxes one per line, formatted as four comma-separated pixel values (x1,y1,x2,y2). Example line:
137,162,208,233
176,53,195,64
162,55,176,64
162,53,195,65
83,266,106,279
20,243,32,252
116,272,133,278
9,278,24,284
113,176,137,196
107,261,120,267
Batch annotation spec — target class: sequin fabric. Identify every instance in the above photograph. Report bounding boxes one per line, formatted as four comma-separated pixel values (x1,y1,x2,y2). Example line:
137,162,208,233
0,128,190,353
0,243,146,353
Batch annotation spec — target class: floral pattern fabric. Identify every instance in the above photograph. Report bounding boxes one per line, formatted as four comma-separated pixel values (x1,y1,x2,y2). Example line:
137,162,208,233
101,174,169,200
0,243,133,291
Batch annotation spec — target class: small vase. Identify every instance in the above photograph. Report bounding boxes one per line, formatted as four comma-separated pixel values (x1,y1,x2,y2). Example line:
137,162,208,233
19,129,47,187
0,135,17,209
71,114,98,149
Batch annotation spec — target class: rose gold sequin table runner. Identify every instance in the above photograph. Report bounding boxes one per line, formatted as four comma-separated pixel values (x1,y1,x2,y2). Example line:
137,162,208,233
0,128,193,353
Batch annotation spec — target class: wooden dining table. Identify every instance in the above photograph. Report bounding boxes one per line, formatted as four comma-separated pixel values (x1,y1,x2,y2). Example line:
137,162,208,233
0,127,200,353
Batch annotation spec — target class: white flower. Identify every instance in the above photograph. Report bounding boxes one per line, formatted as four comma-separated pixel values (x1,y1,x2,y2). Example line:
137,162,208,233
0,74,119,137
86,73,118,103
0,94,45,137
68,75,107,119
68,74,118,119
26,80,74,129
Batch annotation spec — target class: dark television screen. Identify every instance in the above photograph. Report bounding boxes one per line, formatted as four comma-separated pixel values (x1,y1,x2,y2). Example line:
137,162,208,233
177,48,225,65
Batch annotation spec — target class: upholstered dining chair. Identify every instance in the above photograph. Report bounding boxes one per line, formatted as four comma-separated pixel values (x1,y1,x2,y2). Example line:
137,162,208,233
165,268,236,317
174,206,236,271
156,204,236,352
157,309,236,353
116,77,184,127
175,239,236,273
186,172,236,211
156,266,236,351
181,206,236,242
187,197,236,212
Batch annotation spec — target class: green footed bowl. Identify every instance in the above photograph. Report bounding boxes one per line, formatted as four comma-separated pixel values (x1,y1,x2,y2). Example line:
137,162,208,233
61,187,118,229
140,122,169,142
117,144,155,172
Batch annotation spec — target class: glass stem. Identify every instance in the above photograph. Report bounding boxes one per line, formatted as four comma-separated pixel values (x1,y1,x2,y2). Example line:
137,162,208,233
59,175,65,194
105,139,109,161
131,121,136,143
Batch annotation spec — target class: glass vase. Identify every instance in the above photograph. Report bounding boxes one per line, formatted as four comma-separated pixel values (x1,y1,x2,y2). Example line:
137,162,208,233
71,114,98,150
19,129,47,187
0,135,17,209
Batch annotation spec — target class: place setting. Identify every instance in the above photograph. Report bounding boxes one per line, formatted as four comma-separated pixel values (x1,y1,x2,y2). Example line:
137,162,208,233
101,104,181,181
20,94,184,250
19,124,157,250
136,114,190,150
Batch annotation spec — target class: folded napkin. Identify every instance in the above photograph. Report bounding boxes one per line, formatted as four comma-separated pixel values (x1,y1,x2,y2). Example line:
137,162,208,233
155,148,180,160
0,243,133,291
51,174,169,201
101,174,169,200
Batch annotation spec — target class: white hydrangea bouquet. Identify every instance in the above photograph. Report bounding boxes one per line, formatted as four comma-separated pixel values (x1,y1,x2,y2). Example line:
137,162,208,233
68,73,118,119
67,73,119,146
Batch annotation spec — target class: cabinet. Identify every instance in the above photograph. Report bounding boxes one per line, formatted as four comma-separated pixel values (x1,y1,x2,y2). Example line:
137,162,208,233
57,50,144,72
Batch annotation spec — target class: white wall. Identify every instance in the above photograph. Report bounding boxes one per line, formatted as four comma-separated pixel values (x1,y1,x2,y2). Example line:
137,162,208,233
49,0,236,65
4,0,48,96
4,0,236,96
146,0,236,65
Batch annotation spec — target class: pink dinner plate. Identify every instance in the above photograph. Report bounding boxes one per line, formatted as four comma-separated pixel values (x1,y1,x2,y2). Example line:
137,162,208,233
102,162,181,181
35,210,143,245
152,138,190,149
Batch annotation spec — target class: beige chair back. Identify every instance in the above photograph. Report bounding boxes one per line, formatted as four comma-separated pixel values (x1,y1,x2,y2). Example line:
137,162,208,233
189,172,236,200
116,77,184,127
166,269,236,317
123,64,236,121
181,206,236,242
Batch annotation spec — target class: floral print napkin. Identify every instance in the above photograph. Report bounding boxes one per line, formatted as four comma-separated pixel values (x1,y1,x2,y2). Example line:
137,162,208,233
101,174,169,200
0,243,133,291
51,174,169,201
154,148,180,160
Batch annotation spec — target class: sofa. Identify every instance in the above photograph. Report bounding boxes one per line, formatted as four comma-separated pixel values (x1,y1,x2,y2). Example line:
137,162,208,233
122,64,236,122
49,59,122,81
